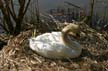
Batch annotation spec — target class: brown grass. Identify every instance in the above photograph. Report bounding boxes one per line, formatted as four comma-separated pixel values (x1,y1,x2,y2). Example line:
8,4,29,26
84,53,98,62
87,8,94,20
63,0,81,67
0,23,108,71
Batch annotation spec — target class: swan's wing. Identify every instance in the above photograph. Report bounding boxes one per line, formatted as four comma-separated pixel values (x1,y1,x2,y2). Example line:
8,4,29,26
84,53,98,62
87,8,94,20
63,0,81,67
29,32,62,50
35,32,61,42
51,32,61,41
29,36,67,58
29,32,80,58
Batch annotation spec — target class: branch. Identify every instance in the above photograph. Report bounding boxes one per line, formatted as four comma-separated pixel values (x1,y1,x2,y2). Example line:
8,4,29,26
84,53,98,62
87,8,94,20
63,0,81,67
10,0,17,20
23,0,31,16
0,23,9,33
4,0,17,21
0,0,14,34
17,0,25,19
64,1,82,9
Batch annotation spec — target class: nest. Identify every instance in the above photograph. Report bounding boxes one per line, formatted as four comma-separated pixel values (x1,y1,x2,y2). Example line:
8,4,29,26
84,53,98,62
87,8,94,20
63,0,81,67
0,23,108,71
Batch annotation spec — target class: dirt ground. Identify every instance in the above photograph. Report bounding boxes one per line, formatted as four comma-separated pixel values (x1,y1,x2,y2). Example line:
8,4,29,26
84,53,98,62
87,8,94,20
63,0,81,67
0,23,108,71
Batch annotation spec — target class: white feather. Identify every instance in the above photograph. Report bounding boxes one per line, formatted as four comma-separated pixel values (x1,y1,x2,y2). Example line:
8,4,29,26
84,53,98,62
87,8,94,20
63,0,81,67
29,30,82,59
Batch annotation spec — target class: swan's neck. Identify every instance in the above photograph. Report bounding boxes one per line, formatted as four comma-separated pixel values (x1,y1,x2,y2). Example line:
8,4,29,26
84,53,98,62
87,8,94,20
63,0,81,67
61,31,81,52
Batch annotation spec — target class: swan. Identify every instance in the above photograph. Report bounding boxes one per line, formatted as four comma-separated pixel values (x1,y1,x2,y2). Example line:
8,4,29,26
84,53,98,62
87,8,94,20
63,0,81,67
29,24,82,59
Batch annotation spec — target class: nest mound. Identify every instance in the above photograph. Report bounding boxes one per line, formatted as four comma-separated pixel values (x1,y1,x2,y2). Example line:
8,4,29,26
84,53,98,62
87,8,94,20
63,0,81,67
0,23,108,71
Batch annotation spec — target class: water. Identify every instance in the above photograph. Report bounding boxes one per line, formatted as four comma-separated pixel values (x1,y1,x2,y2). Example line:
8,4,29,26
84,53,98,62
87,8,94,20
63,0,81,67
38,0,90,12
32,0,108,16
13,0,107,14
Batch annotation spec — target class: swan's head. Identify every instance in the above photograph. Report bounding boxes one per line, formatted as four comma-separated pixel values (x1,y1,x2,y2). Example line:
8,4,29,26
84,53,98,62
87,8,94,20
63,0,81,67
61,24,82,55
62,24,80,39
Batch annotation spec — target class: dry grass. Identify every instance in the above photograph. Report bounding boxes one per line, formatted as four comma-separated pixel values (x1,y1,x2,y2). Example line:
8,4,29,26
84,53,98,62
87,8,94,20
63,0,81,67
0,23,108,71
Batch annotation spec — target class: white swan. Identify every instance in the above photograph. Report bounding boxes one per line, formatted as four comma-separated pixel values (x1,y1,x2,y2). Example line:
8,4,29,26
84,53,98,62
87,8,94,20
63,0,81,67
29,24,82,59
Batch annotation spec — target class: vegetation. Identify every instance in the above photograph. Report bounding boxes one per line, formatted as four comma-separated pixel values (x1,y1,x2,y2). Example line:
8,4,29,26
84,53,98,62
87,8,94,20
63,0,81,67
0,0,31,35
0,0,107,71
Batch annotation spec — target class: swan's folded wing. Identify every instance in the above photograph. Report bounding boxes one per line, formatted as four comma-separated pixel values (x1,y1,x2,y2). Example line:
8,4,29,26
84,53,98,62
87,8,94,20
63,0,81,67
51,32,61,41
